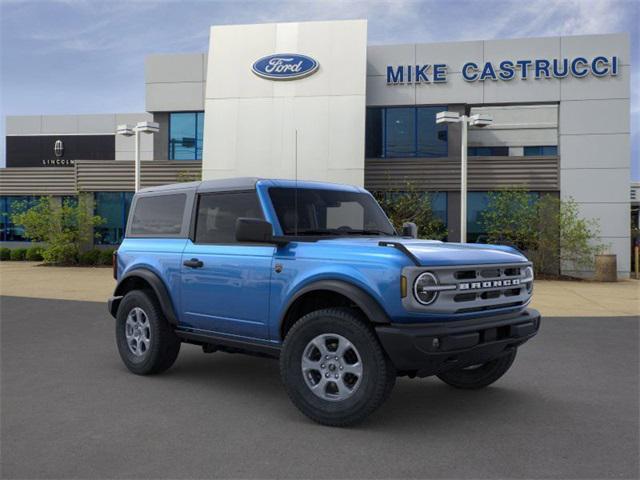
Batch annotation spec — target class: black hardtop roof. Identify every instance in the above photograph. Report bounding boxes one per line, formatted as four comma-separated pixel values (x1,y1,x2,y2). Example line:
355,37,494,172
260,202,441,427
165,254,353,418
136,177,262,195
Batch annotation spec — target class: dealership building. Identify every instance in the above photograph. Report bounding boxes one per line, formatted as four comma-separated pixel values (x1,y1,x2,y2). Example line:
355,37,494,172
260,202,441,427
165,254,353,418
0,20,632,277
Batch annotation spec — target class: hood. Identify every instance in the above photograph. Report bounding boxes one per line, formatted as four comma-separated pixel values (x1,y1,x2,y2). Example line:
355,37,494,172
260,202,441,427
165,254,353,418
316,237,528,266
398,239,527,266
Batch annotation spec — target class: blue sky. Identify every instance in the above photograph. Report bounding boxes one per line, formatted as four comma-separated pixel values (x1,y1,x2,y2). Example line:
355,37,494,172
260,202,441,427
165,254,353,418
1,0,638,178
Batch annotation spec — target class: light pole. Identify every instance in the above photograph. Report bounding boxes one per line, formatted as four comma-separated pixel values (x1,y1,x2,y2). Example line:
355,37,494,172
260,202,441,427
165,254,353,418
436,111,492,243
116,121,159,192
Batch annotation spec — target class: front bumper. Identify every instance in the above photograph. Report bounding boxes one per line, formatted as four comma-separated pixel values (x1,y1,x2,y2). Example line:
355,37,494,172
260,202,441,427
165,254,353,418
375,308,541,377
107,295,123,318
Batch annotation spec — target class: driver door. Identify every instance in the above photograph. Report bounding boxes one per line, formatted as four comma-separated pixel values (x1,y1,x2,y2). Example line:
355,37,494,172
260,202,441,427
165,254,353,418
180,190,275,340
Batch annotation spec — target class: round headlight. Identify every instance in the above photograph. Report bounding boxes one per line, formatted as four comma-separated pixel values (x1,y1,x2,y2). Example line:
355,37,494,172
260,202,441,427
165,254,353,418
524,266,534,294
414,272,439,305
524,266,534,280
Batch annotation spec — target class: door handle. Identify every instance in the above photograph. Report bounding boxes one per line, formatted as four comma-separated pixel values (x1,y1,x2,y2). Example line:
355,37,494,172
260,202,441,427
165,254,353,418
183,258,204,268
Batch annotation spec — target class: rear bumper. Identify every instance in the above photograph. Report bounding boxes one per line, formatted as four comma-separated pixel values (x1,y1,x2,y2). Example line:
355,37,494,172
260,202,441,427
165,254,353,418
375,308,541,377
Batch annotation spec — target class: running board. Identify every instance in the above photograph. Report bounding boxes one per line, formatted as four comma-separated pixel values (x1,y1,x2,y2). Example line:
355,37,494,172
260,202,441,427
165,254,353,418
175,329,281,358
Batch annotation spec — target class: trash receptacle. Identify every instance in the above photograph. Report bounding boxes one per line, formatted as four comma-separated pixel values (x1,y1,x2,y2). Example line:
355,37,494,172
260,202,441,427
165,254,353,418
594,254,617,282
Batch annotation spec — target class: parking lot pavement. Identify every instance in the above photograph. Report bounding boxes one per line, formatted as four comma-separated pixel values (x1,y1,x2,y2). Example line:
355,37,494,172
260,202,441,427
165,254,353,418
1,296,638,479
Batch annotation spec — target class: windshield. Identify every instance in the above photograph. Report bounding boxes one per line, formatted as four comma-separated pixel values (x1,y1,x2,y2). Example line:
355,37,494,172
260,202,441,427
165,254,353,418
268,187,396,237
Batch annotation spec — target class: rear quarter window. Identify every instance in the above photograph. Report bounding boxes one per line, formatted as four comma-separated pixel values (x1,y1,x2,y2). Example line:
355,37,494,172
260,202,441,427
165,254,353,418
129,193,187,236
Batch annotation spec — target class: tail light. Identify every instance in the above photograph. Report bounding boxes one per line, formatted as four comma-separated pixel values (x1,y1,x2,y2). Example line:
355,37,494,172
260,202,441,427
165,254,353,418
112,251,118,280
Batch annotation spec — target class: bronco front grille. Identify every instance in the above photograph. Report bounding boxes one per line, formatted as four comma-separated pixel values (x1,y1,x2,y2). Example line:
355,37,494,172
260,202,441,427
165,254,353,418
402,262,533,315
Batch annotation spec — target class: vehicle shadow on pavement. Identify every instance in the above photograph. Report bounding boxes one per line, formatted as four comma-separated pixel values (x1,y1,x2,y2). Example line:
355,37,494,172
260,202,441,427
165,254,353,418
154,343,549,430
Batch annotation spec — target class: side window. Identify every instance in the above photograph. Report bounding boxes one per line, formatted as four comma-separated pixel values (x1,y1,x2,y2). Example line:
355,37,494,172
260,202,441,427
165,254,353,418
195,191,263,244
129,194,186,236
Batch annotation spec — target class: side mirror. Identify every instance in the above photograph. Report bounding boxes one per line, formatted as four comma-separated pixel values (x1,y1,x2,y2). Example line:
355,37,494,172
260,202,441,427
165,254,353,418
401,222,418,239
236,218,274,243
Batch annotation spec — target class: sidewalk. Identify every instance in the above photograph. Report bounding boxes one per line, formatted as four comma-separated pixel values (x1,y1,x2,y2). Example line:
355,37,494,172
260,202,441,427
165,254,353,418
0,262,115,303
0,261,638,317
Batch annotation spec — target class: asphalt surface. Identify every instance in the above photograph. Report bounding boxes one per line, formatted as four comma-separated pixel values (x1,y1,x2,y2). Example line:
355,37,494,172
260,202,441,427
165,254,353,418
1,296,638,479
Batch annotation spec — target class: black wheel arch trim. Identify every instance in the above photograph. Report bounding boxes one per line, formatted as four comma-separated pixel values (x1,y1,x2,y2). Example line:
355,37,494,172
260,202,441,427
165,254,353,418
280,279,391,327
109,269,178,325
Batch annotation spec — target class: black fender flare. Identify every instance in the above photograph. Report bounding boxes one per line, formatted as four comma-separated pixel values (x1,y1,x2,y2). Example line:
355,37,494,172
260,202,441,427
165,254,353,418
280,279,391,328
109,269,178,325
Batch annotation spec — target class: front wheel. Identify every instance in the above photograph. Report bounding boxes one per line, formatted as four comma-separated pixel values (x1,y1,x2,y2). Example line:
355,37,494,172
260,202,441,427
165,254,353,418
436,348,517,389
280,308,396,427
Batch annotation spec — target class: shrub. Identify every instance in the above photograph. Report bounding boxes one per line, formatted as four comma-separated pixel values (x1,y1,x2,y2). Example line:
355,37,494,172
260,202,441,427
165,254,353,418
0,248,10,261
99,249,116,266
10,196,104,265
481,189,604,275
374,183,447,240
25,246,44,261
10,248,27,261
79,249,102,265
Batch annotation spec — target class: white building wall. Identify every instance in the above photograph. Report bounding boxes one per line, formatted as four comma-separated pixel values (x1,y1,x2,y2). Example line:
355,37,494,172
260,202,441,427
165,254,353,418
202,20,367,186
145,54,206,112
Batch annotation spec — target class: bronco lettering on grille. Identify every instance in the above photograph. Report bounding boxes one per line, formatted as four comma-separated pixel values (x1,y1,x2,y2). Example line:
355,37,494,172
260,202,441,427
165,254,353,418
458,279,520,290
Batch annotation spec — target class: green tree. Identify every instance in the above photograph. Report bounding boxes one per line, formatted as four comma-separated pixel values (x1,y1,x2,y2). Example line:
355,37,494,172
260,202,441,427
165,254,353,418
374,183,447,240
480,188,538,250
11,196,105,265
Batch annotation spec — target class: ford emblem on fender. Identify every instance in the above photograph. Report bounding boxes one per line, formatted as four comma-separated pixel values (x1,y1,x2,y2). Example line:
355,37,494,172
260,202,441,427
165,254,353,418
54,139,64,158
252,53,319,80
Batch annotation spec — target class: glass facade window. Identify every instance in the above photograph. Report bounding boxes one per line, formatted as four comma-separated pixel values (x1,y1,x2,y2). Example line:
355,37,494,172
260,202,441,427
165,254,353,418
169,112,204,160
0,196,40,242
466,192,491,243
430,192,448,227
524,145,558,156
365,106,448,158
385,108,416,157
365,108,383,158
95,192,134,245
468,146,509,156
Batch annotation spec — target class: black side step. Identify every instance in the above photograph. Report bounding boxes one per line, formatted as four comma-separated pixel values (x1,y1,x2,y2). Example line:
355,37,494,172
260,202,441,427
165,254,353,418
175,329,281,358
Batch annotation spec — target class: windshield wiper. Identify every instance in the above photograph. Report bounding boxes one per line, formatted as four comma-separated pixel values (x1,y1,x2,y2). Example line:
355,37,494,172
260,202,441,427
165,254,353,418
293,229,339,236
292,228,392,236
341,229,393,236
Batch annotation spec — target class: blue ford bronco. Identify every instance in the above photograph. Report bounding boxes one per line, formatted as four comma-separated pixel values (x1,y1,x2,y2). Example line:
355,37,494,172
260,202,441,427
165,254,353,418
109,178,540,426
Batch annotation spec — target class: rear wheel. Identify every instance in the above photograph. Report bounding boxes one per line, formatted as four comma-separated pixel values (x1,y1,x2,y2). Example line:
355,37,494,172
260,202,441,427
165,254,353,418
436,348,517,389
280,308,395,427
115,290,180,375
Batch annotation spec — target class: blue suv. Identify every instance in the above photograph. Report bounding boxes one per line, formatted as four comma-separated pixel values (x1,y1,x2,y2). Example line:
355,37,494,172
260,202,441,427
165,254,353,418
109,178,540,426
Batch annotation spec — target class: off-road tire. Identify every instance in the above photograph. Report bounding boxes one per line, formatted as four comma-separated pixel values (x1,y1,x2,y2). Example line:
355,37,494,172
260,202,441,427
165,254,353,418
116,289,181,375
436,348,517,389
280,307,396,427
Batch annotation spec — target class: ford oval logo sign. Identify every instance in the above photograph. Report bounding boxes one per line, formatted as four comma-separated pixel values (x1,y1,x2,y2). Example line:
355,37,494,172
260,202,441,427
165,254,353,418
252,53,319,80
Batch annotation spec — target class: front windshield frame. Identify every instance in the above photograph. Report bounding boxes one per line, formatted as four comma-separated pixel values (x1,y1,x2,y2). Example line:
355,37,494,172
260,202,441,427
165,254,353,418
267,187,397,238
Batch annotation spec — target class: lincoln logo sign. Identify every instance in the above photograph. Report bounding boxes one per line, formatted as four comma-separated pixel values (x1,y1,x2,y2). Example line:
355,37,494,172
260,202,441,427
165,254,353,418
386,55,620,84
252,54,319,80
54,139,64,158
